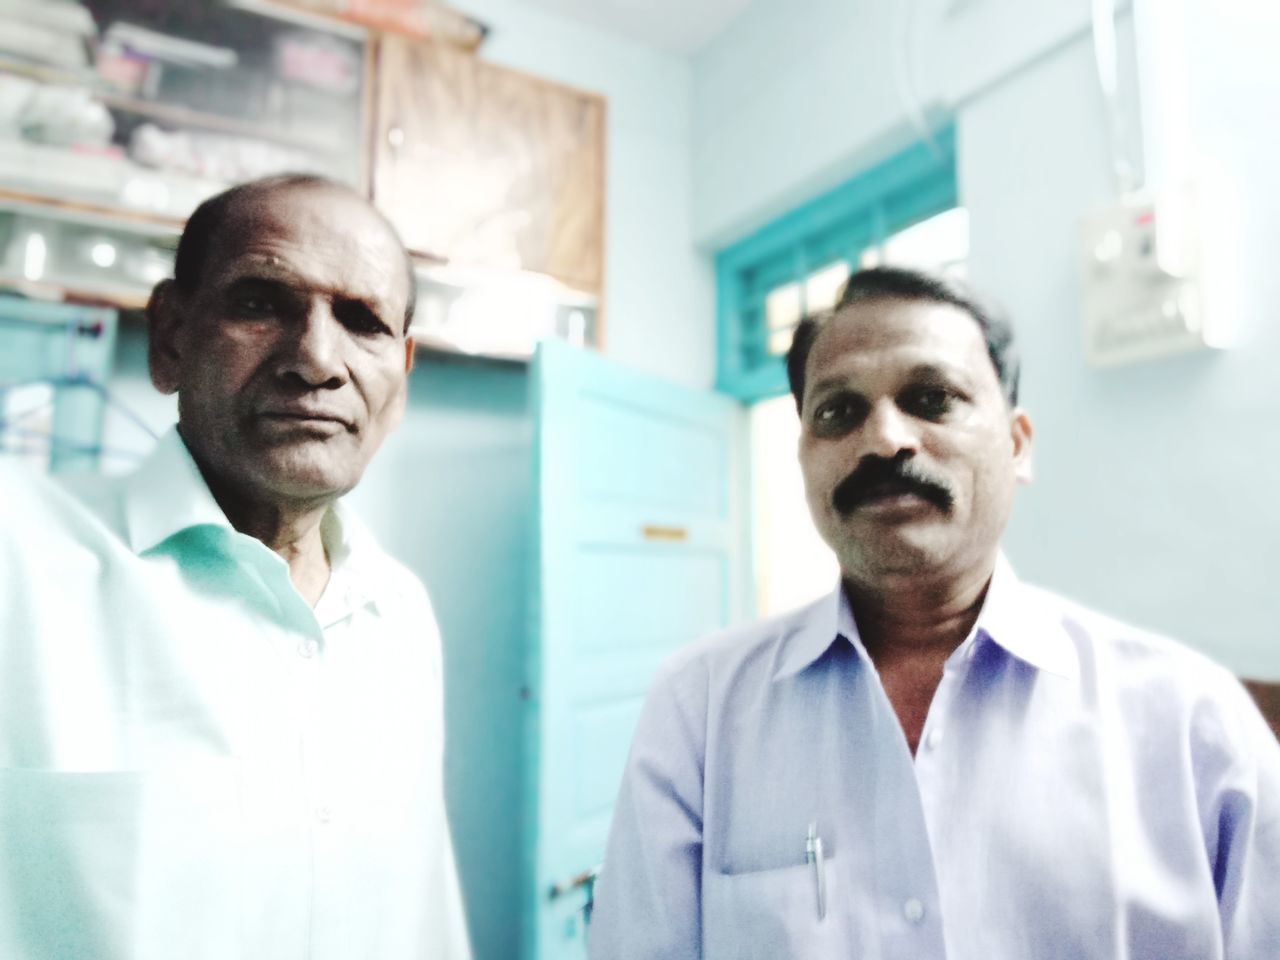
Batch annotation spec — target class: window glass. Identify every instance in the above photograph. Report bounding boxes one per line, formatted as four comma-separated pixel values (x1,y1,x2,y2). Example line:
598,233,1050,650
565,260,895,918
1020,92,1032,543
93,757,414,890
881,206,969,276
804,260,849,315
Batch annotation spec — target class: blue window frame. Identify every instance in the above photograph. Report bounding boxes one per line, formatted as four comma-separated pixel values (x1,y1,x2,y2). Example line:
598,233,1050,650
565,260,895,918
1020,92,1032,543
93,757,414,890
715,128,959,401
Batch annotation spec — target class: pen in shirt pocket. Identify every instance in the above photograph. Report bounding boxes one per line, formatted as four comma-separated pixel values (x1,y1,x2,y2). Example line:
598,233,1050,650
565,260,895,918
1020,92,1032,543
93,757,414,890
806,822,827,921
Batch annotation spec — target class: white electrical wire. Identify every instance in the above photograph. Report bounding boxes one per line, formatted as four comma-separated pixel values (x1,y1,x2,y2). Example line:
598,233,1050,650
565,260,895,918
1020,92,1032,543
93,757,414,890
1091,0,1140,195
891,0,944,160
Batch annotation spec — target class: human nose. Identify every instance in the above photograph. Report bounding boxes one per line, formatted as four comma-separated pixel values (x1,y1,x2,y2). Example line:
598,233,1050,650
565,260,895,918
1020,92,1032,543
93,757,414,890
859,398,921,460
280,299,347,388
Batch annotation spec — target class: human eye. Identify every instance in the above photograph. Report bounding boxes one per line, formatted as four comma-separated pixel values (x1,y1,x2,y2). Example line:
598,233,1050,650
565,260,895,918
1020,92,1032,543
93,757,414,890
227,280,290,318
811,394,865,435
901,385,959,420
333,298,394,337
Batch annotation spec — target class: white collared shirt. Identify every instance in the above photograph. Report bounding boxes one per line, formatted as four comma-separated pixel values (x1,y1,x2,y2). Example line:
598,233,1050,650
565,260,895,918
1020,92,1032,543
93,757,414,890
0,431,472,960
589,556,1280,959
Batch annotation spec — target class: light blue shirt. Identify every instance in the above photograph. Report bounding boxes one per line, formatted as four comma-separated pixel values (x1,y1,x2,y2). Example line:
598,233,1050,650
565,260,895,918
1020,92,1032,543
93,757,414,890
0,431,471,960
589,556,1280,959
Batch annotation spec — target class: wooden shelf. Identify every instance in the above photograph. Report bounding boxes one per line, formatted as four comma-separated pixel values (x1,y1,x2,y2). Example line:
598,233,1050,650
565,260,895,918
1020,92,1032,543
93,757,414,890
0,55,93,88
0,187,185,234
96,93,350,158
0,59,351,159
0,275,152,312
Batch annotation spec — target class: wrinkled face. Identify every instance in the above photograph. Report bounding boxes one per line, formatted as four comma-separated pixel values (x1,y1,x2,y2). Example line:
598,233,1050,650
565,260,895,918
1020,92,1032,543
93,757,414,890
797,297,1033,585
150,185,414,506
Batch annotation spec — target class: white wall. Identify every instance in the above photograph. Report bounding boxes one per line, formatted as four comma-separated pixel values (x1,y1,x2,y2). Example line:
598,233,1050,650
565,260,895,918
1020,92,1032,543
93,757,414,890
692,0,1121,247
460,0,716,389
693,0,1280,675
959,18,1277,676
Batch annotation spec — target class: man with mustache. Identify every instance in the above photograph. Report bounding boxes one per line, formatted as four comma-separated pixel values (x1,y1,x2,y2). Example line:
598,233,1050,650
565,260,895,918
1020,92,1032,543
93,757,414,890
589,267,1280,958
0,174,470,959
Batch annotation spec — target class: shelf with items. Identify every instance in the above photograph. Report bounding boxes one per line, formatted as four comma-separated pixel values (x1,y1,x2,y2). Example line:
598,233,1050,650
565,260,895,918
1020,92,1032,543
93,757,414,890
95,90,352,159
0,54,96,88
0,139,226,222
88,12,368,179
408,260,600,361
0,2,608,360
0,0,371,214
0,186,185,234
0,194,177,311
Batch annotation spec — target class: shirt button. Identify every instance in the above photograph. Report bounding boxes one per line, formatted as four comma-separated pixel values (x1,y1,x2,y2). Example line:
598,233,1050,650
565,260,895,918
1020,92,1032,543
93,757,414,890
298,638,320,659
925,726,943,750
903,898,925,924
315,805,332,825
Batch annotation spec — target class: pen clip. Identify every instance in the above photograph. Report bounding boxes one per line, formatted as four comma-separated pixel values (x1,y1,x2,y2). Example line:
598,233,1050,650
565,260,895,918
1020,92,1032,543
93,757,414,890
806,822,827,921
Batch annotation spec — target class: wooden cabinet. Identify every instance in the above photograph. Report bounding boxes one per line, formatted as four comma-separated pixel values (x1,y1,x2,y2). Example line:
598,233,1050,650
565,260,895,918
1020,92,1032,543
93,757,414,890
372,34,606,294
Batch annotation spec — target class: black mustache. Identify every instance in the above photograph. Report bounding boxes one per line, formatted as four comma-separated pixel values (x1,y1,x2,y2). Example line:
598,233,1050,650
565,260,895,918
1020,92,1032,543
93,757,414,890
832,456,954,515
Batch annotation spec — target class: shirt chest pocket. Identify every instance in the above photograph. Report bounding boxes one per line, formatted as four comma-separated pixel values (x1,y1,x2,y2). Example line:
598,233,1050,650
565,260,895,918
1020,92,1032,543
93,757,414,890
0,765,242,960
703,857,848,960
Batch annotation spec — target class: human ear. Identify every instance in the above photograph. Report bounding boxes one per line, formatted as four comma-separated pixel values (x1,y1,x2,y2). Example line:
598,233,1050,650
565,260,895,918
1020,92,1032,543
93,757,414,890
146,280,184,395
1010,408,1034,484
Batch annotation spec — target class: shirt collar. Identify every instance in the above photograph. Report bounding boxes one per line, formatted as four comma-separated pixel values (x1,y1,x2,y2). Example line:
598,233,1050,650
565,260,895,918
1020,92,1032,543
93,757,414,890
966,553,1078,679
123,427,233,554
772,589,844,681
123,429,382,621
315,500,383,624
772,552,1078,682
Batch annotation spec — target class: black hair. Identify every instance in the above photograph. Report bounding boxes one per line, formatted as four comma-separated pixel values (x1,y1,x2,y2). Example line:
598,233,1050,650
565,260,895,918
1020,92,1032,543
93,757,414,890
785,265,1020,413
172,173,418,332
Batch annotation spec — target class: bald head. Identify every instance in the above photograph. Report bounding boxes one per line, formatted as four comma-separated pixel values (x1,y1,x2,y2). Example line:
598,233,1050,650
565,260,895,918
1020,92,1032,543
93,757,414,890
173,174,418,332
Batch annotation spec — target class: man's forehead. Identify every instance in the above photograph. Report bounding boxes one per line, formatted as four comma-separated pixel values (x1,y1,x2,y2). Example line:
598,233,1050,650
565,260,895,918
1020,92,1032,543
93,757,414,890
808,298,989,374
203,186,407,310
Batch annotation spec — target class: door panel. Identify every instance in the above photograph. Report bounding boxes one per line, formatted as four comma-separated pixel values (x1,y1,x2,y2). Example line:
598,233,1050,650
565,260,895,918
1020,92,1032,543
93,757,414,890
526,340,744,960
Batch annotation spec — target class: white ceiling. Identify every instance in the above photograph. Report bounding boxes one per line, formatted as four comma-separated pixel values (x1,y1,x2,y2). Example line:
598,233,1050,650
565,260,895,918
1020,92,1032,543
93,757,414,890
511,0,753,55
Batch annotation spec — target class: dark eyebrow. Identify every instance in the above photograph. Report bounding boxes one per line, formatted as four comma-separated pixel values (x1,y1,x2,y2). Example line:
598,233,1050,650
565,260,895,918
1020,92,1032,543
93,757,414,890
902,362,975,388
223,275,303,306
809,376,859,398
225,275,290,293
218,261,395,318
807,361,975,403
220,272,395,332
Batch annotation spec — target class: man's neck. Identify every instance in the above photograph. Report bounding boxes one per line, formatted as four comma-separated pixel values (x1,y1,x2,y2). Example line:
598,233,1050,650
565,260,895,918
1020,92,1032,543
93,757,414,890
222,498,331,606
190,455,333,607
843,559,997,756
844,559,995,664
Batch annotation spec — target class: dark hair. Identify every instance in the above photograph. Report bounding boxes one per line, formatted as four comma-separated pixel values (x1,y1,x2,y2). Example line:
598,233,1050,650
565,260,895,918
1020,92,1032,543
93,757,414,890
172,173,418,332
785,266,1020,412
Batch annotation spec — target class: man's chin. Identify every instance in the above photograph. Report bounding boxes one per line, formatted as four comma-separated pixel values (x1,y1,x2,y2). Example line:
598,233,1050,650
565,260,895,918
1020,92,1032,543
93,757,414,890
836,523,956,579
249,449,361,503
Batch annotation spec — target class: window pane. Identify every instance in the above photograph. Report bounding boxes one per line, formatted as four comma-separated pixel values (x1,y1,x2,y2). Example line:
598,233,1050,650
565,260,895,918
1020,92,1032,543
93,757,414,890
767,327,794,356
804,261,849,315
765,282,801,331
881,206,969,273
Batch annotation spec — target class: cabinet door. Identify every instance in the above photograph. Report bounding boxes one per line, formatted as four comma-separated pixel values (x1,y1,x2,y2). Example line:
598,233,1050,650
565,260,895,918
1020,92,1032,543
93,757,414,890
373,35,606,294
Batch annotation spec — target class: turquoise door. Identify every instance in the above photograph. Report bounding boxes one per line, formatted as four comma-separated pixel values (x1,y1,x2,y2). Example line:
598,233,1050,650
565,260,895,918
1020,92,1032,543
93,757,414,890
525,340,745,960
